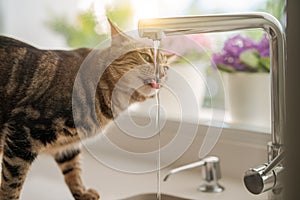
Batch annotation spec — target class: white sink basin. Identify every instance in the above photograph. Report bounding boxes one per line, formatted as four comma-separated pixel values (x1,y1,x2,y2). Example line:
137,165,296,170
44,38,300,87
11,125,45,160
122,193,188,200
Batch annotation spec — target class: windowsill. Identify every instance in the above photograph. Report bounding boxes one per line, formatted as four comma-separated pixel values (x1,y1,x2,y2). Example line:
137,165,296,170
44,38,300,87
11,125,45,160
127,107,271,135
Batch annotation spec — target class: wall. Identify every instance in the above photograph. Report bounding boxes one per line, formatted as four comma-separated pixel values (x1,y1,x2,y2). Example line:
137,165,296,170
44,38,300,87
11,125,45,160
286,0,300,199
0,0,79,49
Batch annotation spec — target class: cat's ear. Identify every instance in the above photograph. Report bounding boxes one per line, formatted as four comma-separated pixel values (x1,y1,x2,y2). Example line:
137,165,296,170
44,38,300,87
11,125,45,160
165,53,178,64
107,18,130,43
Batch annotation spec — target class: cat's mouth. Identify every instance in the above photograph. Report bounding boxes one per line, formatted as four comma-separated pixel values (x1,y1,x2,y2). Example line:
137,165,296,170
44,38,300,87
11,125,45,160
144,79,161,89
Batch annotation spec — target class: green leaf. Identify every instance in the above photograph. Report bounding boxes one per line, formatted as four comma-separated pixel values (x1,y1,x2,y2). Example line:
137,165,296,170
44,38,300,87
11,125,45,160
259,57,270,72
217,64,236,73
47,1,135,48
240,49,260,69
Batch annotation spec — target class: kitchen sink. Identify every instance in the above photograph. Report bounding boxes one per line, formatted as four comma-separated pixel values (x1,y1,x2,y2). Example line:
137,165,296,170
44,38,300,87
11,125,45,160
121,193,189,200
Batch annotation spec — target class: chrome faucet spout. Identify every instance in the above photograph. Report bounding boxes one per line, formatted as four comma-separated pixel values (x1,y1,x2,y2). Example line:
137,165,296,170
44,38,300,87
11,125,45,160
138,12,286,199
138,12,286,149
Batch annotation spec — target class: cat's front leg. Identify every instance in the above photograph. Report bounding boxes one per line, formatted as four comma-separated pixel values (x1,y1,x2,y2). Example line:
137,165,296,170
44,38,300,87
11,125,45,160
0,123,38,200
54,147,100,200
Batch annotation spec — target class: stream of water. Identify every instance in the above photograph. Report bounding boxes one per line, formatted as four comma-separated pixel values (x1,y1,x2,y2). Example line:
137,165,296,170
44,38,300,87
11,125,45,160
153,40,161,200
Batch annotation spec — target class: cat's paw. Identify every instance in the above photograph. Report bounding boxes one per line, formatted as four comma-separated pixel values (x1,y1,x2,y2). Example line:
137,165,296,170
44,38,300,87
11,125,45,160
75,189,100,200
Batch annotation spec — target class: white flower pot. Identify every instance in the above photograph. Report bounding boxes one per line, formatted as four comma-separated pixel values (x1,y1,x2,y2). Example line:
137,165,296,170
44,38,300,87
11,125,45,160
223,72,271,128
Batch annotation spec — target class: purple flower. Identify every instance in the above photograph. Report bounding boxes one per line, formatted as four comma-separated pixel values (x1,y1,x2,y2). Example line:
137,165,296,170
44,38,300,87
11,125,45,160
223,35,257,56
212,34,270,73
256,34,270,57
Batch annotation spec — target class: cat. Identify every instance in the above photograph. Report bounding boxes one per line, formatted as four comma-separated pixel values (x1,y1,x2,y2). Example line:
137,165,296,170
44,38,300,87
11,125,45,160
0,19,170,200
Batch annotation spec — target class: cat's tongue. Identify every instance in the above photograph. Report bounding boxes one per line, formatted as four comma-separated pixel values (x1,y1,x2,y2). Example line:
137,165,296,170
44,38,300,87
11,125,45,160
151,79,161,89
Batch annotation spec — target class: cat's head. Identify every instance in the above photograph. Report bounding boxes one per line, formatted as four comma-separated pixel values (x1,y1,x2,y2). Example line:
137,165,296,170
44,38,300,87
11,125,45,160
103,19,171,102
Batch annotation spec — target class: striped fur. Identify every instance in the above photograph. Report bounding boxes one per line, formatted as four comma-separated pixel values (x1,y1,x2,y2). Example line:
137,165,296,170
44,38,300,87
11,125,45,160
0,20,170,200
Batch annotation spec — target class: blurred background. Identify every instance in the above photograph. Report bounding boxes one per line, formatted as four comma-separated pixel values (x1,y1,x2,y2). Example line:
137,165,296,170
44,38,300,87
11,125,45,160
0,0,286,129
0,0,286,48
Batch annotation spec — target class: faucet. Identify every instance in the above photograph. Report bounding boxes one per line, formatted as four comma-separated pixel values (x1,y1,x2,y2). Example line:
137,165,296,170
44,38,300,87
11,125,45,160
138,12,286,199
164,156,224,193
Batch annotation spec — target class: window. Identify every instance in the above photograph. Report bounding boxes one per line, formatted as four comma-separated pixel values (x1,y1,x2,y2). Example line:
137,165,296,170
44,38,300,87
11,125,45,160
0,0,286,132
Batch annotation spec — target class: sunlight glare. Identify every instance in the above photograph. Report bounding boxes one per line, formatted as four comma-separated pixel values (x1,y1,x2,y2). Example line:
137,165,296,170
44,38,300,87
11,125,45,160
198,0,266,12
131,0,159,28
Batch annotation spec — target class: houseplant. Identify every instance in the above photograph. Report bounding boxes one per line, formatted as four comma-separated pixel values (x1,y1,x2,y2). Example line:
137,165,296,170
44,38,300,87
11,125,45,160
212,34,271,127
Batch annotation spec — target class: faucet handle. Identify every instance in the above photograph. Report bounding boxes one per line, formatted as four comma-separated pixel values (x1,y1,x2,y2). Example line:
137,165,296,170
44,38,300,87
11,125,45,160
244,151,285,195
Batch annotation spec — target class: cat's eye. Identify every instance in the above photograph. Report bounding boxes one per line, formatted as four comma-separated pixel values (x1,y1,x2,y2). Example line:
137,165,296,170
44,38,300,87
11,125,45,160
141,53,152,62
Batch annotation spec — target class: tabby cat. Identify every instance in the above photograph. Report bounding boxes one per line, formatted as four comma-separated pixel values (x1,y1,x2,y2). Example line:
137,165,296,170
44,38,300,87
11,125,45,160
0,19,170,200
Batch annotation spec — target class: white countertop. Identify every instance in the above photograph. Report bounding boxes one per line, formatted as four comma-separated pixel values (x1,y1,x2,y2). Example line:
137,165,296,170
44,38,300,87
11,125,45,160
23,147,267,200
22,119,270,200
